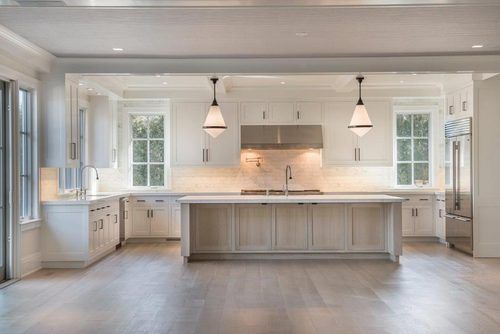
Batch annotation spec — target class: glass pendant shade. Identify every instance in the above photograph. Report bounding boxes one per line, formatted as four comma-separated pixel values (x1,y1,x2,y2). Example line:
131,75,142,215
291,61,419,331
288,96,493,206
203,103,227,138
348,75,373,137
203,77,227,138
348,102,373,137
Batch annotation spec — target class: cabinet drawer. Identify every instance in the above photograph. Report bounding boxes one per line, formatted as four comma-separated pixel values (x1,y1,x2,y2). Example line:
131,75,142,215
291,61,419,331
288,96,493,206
401,195,433,206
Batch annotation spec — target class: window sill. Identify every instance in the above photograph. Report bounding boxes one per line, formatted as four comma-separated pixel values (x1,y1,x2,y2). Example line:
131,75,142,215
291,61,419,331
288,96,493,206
20,218,42,231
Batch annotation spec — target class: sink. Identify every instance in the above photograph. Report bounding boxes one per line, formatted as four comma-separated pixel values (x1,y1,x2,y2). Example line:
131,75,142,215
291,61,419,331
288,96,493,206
241,189,323,195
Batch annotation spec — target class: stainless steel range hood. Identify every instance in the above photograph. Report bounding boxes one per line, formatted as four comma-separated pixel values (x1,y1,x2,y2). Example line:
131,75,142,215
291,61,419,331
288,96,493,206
241,125,323,150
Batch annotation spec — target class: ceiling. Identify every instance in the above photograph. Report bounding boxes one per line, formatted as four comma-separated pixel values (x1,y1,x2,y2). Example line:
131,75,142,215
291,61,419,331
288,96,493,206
0,4,499,58
81,73,472,95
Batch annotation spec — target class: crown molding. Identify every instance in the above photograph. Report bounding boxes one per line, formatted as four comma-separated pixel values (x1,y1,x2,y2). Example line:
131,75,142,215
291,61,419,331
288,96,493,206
0,24,55,75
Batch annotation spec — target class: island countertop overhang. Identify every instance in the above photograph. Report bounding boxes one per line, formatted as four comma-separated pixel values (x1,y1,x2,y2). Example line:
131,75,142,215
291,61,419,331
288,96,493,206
177,194,406,204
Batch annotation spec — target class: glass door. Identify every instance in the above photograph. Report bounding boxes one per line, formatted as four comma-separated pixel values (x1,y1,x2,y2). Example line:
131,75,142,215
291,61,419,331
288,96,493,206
0,80,6,283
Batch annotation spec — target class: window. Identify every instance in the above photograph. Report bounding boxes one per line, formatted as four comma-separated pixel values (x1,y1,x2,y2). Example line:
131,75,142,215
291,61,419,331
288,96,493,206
59,108,87,192
395,112,431,187
130,114,166,187
19,89,32,219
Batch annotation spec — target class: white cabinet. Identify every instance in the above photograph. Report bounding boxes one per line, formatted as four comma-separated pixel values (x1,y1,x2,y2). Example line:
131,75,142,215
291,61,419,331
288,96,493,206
240,101,322,125
88,96,119,168
446,85,473,121
65,78,80,167
129,196,180,238
268,102,295,123
172,102,239,166
402,195,435,237
42,198,120,268
323,100,392,166
435,195,446,240
296,102,323,124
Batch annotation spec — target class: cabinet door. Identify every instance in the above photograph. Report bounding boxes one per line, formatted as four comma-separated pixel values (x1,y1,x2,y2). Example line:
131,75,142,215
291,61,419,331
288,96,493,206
296,102,322,124
446,94,455,119
88,95,114,168
170,204,181,238
323,102,357,165
112,212,119,244
402,207,414,236
268,102,295,124
193,204,232,251
104,214,112,246
453,92,461,118
132,207,150,236
110,99,119,168
205,102,240,166
435,200,446,239
240,102,267,124
65,78,79,167
347,204,385,251
414,206,434,236
461,86,473,117
124,201,131,240
358,101,393,166
150,207,170,236
274,204,308,250
97,217,105,248
235,204,272,251
172,102,205,166
89,220,98,253
309,204,345,250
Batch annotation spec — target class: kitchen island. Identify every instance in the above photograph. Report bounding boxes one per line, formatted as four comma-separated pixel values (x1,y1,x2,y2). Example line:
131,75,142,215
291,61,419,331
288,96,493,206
177,195,405,262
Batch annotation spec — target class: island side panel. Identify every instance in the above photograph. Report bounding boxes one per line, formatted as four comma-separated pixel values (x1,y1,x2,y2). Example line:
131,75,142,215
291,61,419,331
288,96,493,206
180,203,191,261
388,202,403,262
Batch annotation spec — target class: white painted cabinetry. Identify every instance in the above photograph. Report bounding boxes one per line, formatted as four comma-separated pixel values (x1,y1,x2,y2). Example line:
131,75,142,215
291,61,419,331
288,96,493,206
401,195,435,237
129,196,181,238
323,100,392,166
172,102,239,166
434,194,446,240
42,198,120,268
65,77,80,167
240,101,323,125
446,85,473,121
88,95,119,168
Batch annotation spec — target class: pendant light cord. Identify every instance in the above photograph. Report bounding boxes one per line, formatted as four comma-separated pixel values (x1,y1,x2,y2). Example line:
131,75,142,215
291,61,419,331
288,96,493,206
356,75,364,105
211,77,218,106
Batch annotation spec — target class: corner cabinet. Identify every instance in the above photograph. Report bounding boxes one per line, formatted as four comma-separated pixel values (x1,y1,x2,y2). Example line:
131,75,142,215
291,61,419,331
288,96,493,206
172,102,240,166
323,100,393,166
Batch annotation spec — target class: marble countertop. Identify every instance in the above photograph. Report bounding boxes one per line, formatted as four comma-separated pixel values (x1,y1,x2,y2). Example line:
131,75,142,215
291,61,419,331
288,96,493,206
177,194,407,204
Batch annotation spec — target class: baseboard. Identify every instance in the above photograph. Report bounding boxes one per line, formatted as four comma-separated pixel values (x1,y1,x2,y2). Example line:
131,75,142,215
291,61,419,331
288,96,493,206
21,252,42,277
188,252,393,261
403,236,440,243
126,237,180,244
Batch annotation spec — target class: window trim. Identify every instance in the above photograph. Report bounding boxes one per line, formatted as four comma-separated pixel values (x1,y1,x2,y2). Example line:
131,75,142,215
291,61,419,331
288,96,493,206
127,111,170,189
18,88,33,221
393,106,436,189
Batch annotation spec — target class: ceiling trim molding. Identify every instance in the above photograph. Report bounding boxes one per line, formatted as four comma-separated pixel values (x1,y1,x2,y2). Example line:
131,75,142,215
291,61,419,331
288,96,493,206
0,24,55,74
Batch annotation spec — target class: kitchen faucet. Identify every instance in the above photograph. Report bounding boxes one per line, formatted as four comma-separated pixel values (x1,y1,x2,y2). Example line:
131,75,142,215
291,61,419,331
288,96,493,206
77,165,100,199
284,165,293,196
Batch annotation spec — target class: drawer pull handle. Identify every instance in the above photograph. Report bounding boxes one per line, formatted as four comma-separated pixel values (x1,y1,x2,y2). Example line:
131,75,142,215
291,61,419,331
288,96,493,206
155,200,164,202
137,200,146,202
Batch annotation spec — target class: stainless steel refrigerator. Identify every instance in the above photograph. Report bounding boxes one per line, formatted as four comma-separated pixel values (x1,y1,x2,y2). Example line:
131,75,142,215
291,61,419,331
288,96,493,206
445,117,473,254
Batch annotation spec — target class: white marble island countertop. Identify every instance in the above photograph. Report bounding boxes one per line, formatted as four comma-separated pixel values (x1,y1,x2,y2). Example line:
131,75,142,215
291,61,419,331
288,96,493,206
177,194,407,204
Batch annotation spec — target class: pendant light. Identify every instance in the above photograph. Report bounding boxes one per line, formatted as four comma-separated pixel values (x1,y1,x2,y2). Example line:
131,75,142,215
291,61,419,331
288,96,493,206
203,77,227,138
348,75,373,137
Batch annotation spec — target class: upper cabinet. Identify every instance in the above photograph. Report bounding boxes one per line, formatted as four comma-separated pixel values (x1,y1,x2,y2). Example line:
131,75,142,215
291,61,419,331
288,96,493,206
240,101,323,125
88,95,119,168
172,102,240,167
446,85,473,121
323,100,392,166
42,76,81,168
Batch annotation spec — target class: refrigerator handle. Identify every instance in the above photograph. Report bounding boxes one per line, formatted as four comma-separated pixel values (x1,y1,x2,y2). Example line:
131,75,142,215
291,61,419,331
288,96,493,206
455,141,461,211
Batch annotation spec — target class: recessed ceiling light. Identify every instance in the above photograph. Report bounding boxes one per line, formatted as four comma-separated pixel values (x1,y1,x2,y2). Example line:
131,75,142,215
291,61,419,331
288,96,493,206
78,82,84,86
112,47,124,51
412,73,417,76
280,81,286,85
472,44,484,48
295,32,308,37
155,74,161,77
400,80,404,83
87,88,93,91
96,92,101,95
162,82,168,85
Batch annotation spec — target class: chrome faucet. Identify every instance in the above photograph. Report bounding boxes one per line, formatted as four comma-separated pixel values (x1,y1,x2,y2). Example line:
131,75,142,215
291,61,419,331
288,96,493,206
77,165,100,199
284,165,293,196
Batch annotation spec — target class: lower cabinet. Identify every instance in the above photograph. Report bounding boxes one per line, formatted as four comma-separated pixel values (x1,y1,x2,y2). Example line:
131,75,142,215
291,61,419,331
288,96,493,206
402,195,435,237
347,204,385,251
129,197,181,238
309,204,346,250
274,204,308,250
193,204,232,251
235,204,272,251
435,196,446,240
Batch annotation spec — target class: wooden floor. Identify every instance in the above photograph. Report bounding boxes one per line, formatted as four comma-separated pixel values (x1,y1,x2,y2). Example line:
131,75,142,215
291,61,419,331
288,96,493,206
2,242,500,334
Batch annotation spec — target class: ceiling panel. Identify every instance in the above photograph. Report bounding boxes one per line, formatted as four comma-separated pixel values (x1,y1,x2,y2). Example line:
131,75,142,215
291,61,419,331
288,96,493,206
1,5,498,58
